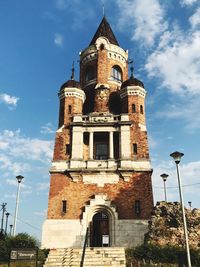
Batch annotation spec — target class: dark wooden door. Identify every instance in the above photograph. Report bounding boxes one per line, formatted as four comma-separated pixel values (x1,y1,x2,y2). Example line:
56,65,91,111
90,212,109,247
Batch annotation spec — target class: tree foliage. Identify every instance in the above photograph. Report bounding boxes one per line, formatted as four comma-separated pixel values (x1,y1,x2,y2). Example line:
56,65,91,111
0,233,38,261
126,243,200,266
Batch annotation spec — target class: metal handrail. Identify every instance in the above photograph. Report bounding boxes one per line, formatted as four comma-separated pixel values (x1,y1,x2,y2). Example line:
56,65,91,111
80,227,89,267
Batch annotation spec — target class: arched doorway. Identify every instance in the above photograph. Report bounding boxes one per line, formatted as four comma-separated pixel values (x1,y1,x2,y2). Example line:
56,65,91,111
90,211,109,247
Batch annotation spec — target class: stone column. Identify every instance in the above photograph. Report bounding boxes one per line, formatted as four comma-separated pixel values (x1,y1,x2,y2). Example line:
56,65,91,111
89,132,94,159
109,131,114,159
71,126,83,160
120,125,131,159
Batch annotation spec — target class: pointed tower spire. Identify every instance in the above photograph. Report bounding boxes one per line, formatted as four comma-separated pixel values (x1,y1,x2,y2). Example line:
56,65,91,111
90,16,119,46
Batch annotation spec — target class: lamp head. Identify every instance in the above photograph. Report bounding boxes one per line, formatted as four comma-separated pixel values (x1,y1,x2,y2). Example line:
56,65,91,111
170,151,184,164
16,175,24,183
160,173,169,182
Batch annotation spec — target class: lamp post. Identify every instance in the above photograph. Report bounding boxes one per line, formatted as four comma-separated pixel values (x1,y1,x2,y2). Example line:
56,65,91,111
9,224,13,236
188,201,192,211
160,173,169,202
0,202,7,234
170,151,191,267
13,175,24,236
5,212,10,235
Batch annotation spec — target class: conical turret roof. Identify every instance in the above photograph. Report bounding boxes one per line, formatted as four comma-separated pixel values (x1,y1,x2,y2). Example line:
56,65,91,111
90,16,119,46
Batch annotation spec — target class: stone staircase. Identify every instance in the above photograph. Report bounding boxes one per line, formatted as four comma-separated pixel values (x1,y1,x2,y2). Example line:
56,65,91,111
44,247,126,267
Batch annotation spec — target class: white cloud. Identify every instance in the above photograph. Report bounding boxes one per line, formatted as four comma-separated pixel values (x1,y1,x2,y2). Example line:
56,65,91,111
40,122,55,134
116,0,167,47
180,0,198,6
145,30,200,95
189,8,200,28
54,33,64,47
0,93,19,107
0,129,53,163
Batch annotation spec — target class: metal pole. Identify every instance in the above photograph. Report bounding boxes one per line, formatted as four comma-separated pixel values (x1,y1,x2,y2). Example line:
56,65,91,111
9,224,13,236
13,181,21,236
176,163,192,267
0,203,7,234
163,180,167,202
5,212,10,235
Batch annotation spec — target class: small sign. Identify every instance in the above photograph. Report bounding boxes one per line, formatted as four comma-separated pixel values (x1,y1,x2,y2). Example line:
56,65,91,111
102,235,109,245
10,249,37,260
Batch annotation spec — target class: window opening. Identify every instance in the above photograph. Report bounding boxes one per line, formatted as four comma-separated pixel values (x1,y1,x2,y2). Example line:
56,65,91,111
132,104,136,113
140,105,143,114
85,66,95,82
110,65,122,82
68,105,72,114
135,200,141,215
94,132,109,160
133,143,137,155
62,200,67,213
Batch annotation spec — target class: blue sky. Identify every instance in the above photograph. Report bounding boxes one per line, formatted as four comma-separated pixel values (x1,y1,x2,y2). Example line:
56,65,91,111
0,0,200,241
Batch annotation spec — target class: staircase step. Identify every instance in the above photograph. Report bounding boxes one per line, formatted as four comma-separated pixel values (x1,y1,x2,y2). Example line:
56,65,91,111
43,247,126,267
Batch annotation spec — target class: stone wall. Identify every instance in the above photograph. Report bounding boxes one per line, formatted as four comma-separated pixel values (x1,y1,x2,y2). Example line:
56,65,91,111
145,201,200,248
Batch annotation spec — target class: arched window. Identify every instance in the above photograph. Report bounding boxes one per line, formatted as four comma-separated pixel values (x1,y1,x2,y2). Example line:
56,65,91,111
85,66,95,82
110,65,122,82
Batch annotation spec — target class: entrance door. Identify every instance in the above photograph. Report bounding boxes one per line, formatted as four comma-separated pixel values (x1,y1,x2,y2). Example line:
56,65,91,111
90,211,109,247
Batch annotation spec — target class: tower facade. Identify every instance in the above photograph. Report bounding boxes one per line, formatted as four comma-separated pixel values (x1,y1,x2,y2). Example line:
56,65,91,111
42,17,153,249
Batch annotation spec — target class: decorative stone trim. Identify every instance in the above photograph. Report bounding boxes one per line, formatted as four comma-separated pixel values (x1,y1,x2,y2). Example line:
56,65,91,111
58,87,86,102
120,86,146,99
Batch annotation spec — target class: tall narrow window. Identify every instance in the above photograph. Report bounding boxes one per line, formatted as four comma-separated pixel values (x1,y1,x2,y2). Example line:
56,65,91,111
132,104,136,113
66,144,71,155
110,65,122,82
135,200,141,215
62,200,67,213
140,105,143,114
133,143,137,155
68,105,72,114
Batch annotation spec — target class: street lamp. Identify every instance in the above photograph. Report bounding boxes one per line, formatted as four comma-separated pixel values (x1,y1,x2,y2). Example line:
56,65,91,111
5,212,10,235
0,202,7,234
13,175,24,236
188,201,192,211
9,224,13,236
160,173,169,202
170,151,191,267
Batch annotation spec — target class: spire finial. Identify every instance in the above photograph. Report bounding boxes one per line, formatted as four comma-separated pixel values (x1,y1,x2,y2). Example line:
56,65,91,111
128,59,134,78
102,0,105,16
71,61,75,80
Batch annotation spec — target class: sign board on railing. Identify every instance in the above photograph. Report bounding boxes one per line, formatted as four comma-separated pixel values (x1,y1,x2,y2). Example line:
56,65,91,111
10,248,37,260
102,235,109,246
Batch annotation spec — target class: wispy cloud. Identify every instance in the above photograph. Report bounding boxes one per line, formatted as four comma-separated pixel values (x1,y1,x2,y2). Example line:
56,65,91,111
180,0,198,6
40,122,55,135
54,33,64,47
116,0,167,47
0,93,19,108
189,7,200,28
0,129,53,167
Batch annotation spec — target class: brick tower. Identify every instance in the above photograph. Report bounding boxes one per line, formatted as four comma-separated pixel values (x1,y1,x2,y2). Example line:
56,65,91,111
42,17,153,249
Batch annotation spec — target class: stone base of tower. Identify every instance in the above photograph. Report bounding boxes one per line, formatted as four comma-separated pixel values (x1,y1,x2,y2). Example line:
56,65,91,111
41,219,148,249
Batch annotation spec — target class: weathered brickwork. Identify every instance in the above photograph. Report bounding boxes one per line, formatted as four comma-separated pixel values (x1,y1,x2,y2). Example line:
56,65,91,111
47,171,153,220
